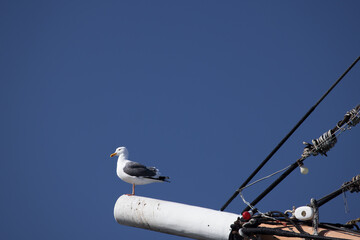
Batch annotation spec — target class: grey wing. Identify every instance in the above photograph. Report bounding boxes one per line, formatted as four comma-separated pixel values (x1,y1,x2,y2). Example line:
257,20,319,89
123,161,157,177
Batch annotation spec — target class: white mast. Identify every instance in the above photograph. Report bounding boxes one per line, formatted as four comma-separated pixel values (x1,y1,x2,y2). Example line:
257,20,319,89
114,195,239,240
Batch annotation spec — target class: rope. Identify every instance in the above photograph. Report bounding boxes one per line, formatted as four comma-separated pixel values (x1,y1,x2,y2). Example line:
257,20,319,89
239,191,260,213
237,165,292,215
311,198,319,235
239,191,279,224
302,105,360,158
228,218,243,240
313,130,337,156
343,191,349,213
237,164,292,192
321,223,360,236
346,218,360,227
343,174,360,193
239,104,359,213
267,211,306,234
239,191,298,228
344,105,360,127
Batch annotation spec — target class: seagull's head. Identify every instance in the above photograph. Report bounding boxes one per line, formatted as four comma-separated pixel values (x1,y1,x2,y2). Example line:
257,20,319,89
110,146,129,158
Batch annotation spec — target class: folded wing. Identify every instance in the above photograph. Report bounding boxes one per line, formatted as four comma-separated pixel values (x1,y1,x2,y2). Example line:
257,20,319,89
123,162,158,177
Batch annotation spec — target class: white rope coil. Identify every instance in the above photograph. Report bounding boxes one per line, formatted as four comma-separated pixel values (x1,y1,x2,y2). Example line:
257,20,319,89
302,105,359,158
347,107,360,127
311,130,337,156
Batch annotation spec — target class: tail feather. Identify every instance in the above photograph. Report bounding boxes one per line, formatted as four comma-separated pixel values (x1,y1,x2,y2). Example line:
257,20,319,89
145,176,170,182
158,176,170,182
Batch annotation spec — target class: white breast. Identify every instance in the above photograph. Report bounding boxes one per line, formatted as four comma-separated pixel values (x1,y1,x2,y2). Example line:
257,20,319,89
116,159,132,182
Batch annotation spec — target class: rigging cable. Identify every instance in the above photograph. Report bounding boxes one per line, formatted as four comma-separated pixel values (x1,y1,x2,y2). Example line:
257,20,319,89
221,56,360,211
238,164,292,192
242,105,360,212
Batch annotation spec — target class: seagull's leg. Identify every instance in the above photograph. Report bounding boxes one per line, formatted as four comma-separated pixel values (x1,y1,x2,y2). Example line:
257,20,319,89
125,184,135,196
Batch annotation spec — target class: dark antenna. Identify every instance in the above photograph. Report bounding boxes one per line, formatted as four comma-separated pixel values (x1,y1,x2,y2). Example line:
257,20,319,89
221,56,360,211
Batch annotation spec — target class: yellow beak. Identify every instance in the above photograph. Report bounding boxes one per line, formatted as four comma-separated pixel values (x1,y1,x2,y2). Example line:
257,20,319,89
110,153,117,157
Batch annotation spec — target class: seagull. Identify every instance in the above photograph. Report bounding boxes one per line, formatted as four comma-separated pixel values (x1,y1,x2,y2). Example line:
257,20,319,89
110,146,169,195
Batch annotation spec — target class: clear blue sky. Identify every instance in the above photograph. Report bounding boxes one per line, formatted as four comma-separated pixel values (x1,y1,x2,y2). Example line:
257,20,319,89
1,1,360,239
